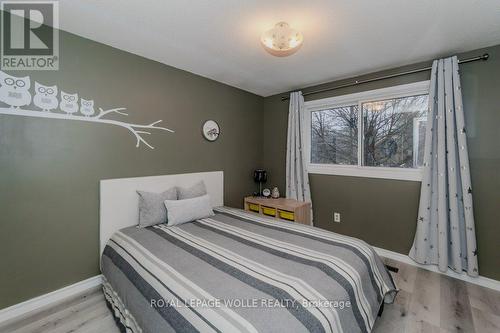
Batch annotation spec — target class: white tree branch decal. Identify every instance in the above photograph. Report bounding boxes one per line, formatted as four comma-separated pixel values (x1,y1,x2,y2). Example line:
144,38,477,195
0,70,175,149
95,107,129,119
0,106,175,149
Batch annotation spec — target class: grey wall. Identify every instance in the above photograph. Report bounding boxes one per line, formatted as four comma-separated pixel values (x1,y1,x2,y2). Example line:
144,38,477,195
0,30,263,309
263,45,500,281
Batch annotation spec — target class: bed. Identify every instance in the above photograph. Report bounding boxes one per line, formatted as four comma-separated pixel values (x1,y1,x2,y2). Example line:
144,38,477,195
100,171,397,333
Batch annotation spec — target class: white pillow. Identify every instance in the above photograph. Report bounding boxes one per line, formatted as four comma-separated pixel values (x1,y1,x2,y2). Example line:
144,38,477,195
164,194,214,226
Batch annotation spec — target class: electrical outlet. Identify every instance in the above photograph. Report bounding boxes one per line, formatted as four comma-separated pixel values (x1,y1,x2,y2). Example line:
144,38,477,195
333,212,341,223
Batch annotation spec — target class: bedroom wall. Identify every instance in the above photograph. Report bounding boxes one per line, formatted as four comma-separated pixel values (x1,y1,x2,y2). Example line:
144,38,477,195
0,30,264,309
262,44,500,281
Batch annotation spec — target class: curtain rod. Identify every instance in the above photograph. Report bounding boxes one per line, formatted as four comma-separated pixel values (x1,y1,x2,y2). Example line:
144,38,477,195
280,53,489,101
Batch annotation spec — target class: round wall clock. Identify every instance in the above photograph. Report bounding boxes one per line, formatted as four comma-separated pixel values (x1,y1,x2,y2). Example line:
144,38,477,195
202,120,220,142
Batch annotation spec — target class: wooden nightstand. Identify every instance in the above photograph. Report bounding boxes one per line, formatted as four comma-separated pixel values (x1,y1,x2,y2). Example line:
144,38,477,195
244,196,311,225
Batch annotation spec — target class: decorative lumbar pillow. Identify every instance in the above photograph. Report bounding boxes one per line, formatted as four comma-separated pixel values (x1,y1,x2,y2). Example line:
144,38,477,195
164,194,214,226
177,181,207,200
137,187,177,227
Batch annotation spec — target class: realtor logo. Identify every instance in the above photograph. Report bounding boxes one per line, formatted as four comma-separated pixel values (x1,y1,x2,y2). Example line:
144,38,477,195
1,0,59,70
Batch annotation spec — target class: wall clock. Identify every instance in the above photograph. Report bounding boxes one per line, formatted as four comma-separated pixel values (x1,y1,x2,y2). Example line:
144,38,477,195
202,120,220,142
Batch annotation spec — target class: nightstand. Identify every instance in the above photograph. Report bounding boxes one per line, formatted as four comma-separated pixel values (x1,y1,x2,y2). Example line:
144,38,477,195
244,196,311,225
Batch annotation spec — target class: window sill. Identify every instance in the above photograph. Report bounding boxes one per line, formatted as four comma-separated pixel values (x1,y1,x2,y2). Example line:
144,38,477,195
307,163,423,181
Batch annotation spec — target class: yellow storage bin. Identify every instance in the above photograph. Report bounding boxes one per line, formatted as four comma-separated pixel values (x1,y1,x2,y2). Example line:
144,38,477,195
248,203,260,212
279,210,295,221
262,206,276,217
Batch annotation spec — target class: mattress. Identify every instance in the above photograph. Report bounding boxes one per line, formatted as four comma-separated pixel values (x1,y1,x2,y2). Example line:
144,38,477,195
101,206,397,333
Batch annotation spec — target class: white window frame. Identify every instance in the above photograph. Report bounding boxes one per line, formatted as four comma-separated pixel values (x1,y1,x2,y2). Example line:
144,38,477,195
303,81,430,181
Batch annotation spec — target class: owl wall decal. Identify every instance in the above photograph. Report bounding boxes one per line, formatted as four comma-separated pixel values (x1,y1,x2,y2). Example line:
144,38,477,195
0,72,174,149
60,91,79,114
33,82,58,112
0,71,32,108
79,98,95,117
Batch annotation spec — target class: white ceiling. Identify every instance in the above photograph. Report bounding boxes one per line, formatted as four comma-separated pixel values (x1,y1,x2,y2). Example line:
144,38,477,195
58,0,500,97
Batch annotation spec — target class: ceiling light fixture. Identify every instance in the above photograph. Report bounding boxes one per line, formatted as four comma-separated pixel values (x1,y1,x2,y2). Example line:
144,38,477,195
261,22,303,57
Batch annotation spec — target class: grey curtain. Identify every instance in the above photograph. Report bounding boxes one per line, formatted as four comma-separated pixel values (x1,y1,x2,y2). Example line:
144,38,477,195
286,91,312,223
409,56,478,277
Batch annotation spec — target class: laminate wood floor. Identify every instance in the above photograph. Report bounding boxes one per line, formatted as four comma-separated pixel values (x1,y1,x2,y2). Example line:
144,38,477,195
1,258,499,333
373,258,500,333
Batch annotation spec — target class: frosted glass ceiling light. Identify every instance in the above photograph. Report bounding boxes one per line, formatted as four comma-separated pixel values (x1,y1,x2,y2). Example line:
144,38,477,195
261,22,303,57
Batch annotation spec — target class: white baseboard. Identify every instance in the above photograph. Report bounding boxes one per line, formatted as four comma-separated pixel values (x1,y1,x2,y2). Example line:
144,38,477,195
0,275,102,324
374,246,500,292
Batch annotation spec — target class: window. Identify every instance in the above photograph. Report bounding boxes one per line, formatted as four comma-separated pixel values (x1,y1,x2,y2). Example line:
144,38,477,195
304,81,429,181
311,105,358,165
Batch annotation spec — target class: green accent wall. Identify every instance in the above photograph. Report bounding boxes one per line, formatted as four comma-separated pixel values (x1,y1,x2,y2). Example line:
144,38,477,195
0,30,263,309
262,45,500,281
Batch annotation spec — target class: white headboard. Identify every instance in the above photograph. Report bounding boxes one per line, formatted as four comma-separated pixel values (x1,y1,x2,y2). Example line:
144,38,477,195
99,171,223,255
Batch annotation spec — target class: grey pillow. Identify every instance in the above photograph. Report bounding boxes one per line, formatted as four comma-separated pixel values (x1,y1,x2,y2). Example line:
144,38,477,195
137,187,177,227
164,194,214,226
177,181,207,200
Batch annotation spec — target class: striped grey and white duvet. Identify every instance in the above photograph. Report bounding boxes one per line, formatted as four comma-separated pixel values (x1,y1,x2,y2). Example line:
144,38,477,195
101,207,397,333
